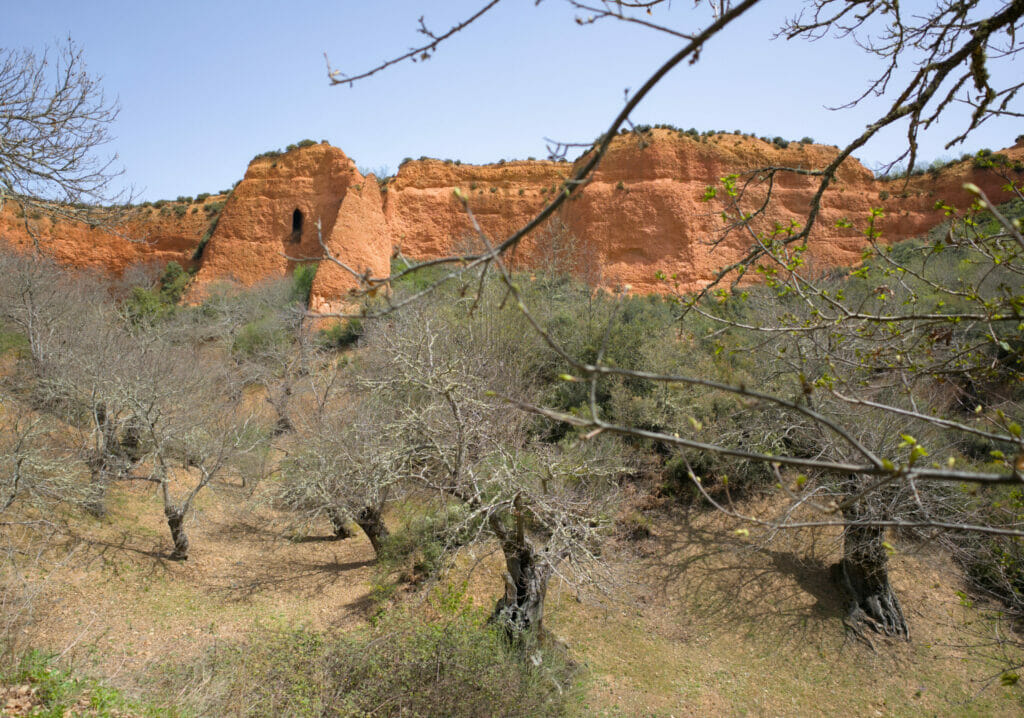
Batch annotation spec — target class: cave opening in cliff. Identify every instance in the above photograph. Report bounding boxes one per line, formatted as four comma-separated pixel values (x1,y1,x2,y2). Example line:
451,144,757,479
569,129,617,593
290,209,303,242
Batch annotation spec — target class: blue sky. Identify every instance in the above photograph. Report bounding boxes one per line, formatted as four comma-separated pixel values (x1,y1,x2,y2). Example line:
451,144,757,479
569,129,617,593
3,1,1020,201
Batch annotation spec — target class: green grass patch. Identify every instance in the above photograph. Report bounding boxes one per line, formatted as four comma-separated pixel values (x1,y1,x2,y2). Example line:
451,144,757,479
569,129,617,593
3,650,183,717
0,325,28,357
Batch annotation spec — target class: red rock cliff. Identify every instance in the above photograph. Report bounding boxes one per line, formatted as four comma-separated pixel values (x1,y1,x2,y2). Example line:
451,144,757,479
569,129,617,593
0,201,210,275
196,143,359,293
3,134,1021,302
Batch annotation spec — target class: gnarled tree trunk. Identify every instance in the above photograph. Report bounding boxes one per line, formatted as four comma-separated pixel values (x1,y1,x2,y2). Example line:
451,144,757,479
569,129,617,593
835,520,908,643
84,455,112,518
83,404,118,517
355,506,389,555
165,507,190,561
491,540,552,642
85,410,142,518
327,507,354,540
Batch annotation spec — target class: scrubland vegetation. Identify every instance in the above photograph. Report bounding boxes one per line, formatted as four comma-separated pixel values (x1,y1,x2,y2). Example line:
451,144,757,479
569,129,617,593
0,193,1022,716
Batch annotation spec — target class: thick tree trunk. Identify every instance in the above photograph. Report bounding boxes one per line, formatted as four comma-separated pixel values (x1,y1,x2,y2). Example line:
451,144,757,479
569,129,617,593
84,460,110,518
327,507,354,540
84,405,118,518
491,542,551,643
355,506,389,555
835,522,909,643
272,414,294,436
165,508,190,561
269,388,294,436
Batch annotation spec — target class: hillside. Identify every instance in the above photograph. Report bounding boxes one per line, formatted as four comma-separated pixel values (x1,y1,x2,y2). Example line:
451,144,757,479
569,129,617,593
1,212,1023,715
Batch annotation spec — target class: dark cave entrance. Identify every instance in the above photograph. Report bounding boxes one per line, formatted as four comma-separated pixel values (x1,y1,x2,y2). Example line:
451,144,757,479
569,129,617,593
290,208,303,243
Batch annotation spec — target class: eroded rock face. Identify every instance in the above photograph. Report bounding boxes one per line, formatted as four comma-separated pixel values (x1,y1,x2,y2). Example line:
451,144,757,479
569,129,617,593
384,159,569,260
3,134,1021,302
0,202,209,276
195,143,359,293
557,131,1023,293
310,175,392,309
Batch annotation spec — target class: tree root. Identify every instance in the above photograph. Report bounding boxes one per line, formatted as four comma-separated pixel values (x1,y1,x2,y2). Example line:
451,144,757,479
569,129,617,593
833,558,909,648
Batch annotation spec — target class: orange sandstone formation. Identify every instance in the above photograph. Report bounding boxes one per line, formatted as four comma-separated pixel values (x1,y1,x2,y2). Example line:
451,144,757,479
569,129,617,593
196,143,361,292
0,201,208,276
2,133,1021,302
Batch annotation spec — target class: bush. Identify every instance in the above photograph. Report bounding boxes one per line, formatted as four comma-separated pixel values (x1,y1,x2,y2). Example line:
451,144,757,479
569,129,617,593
192,230,212,261
289,263,317,307
123,286,169,324
189,608,576,717
317,318,362,350
122,262,190,324
0,326,28,357
948,486,1024,617
376,503,476,585
1,651,176,717
232,317,290,358
973,148,1023,171
159,262,189,303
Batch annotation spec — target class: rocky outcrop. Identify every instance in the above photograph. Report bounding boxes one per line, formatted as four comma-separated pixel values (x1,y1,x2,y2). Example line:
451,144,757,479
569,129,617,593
195,143,359,292
3,134,1021,302
0,201,209,276
556,132,876,293
309,175,392,310
384,158,569,260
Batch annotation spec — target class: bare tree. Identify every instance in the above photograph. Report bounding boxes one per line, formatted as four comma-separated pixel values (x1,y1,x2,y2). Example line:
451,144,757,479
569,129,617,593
226,281,311,437
0,395,78,527
354,296,627,642
0,391,82,665
13,260,263,560
105,331,259,560
278,387,405,550
0,38,125,226
315,0,1024,645
0,248,104,373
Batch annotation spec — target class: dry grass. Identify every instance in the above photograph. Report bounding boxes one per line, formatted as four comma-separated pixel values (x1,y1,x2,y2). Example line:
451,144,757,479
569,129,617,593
11,479,378,682
540,502,1024,716
3,476,1023,717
